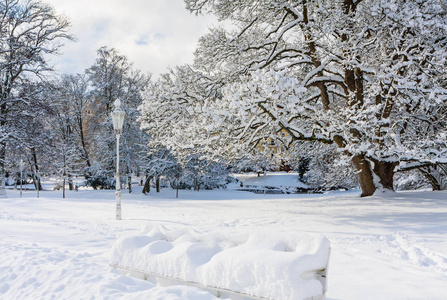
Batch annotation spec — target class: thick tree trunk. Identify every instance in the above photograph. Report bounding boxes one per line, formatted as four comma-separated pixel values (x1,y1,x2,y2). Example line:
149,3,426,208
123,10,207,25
372,160,397,191
333,135,376,197
142,176,150,194
351,154,376,197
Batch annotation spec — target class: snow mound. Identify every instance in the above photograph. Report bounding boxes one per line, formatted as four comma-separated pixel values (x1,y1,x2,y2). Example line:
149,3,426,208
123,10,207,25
110,225,330,300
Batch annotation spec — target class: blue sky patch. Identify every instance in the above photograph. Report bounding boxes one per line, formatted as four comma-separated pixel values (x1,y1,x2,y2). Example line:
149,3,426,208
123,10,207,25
135,32,166,45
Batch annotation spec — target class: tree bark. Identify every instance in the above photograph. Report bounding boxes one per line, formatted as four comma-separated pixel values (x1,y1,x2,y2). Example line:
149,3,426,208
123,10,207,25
127,164,132,194
0,140,5,195
78,117,91,168
422,171,441,191
333,135,376,197
142,176,150,194
68,173,73,190
31,148,42,191
419,165,446,191
155,175,160,193
372,160,397,191
351,154,376,197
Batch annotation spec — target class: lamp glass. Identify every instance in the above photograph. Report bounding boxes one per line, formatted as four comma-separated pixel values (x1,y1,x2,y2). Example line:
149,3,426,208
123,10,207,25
112,109,125,132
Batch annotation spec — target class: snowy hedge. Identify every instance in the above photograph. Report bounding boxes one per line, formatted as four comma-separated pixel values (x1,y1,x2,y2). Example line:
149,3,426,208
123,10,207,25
110,225,330,300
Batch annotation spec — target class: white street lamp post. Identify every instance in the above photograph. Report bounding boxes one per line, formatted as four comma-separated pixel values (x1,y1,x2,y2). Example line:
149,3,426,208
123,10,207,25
112,99,126,220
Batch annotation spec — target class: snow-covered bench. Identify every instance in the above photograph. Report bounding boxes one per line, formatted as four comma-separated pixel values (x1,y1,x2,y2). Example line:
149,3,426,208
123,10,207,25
110,225,330,300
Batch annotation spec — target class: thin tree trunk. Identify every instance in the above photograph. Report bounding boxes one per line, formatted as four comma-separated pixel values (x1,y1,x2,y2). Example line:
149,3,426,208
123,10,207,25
31,147,42,191
78,118,91,168
0,140,6,196
127,165,132,194
128,174,132,193
68,173,73,190
155,174,160,193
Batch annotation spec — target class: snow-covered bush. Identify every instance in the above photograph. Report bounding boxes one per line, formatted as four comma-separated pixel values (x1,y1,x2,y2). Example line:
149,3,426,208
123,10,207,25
394,170,430,191
85,175,115,190
306,146,359,191
169,158,232,191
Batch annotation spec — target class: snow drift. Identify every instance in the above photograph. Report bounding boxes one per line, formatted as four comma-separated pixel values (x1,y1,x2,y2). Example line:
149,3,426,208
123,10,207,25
110,225,330,300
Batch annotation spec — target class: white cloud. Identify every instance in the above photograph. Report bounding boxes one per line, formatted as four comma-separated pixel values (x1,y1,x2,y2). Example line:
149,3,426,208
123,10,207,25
45,0,217,76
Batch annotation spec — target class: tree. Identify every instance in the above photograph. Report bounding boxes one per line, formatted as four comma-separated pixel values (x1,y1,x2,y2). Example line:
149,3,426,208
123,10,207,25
86,47,150,191
41,76,94,196
141,146,178,194
0,0,72,194
56,74,94,171
168,0,447,196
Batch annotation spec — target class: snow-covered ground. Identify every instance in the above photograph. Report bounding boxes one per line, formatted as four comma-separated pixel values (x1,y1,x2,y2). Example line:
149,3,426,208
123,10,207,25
1,177,447,299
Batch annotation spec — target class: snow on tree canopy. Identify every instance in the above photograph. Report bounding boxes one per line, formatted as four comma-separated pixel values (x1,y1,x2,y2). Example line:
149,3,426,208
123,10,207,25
139,0,447,196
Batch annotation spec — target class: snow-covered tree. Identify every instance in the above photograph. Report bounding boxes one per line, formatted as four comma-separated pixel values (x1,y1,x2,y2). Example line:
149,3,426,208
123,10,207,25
141,146,178,193
0,0,72,194
86,47,150,191
166,0,447,196
40,76,95,195
56,74,94,171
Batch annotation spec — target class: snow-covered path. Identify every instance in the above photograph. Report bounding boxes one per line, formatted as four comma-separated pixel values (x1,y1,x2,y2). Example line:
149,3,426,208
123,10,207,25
1,187,446,299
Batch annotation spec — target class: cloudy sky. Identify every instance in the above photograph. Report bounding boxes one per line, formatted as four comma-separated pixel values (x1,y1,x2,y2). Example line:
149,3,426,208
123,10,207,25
45,0,217,76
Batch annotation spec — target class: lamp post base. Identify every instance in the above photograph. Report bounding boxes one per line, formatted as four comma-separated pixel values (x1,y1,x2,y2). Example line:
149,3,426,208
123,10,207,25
116,191,122,220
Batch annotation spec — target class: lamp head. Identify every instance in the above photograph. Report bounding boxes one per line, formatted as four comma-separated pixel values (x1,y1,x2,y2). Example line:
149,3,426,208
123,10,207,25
111,99,125,134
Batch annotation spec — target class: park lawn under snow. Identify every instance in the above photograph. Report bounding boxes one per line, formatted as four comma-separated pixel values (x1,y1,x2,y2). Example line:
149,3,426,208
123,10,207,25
1,175,447,299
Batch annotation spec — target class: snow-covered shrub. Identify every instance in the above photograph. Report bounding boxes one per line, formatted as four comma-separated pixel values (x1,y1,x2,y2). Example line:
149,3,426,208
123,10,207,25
85,175,115,190
306,147,359,191
169,158,232,191
394,170,429,191
232,153,279,173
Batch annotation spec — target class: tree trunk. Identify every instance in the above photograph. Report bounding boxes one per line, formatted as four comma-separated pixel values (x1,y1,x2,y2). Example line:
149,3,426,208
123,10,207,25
0,103,7,196
68,174,73,190
31,148,42,191
0,140,6,196
422,171,442,191
372,160,397,191
127,164,132,194
78,117,91,168
155,175,160,193
419,165,446,191
351,154,376,197
142,176,150,194
334,136,376,197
